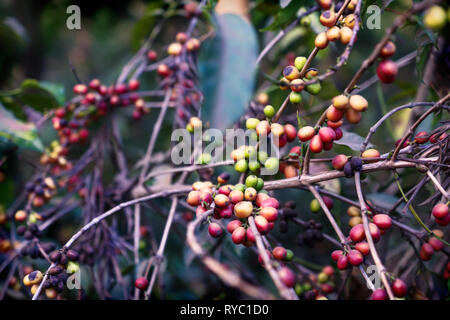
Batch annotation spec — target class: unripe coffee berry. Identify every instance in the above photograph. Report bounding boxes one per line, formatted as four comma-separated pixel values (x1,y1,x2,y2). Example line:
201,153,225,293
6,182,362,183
263,105,275,118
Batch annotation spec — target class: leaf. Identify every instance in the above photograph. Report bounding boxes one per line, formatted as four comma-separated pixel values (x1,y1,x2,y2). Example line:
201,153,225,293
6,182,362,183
260,1,315,31
0,103,43,151
333,129,373,152
18,79,62,112
130,1,164,51
198,13,258,130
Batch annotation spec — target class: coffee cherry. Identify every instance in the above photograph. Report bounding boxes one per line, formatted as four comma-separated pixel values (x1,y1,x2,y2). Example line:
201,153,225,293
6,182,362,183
432,203,448,220
279,77,290,90
423,6,447,31
232,226,246,244
371,289,387,300
298,126,315,142
264,157,279,172
289,92,302,104
361,149,380,163
263,105,275,118
428,236,443,252
128,79,140,91
316,0,332,10
331,250,343,261
380,41,396,58
290,79,305,92
310,135,323,153
214,194,230,208
414,131,429,144
355,241,370,256
254,215,270,234
436,214,450,227
234,159,248,173
340,26,353,44
349,95,368,112
272,246,287,260
208,223,223,238
349,216,362,227
244,188,257,201
157,64,171,77
283,65,300,81
326,26,340,42
135,277,149,290
199,190,213,205
344,14,355,28
350,224,365,242
73,84,88,95
348,249,364,266
310,199,320,213
318,127,336,143
15,210,27,222
327,120,342,130
256,120,271,136
234,201,253,219
332,95,349,110
66,249,79,261
294,56,307,71
305,81,322,95
260,207,278,222
320,10,336,27
315,32,329,49
326,106,344,122
345,108,362,124
23,270,43,286
226,220,242,234
147,50,157,60
271,123,285,137
420,243,434,261
377,59,397,83
278,267,296,287
284,124,297,142
350,157,362,172
332,154,348,170
305,68,318,79
391,279,407,298
373,214,392,230
337,255,349,270
255,193,270,207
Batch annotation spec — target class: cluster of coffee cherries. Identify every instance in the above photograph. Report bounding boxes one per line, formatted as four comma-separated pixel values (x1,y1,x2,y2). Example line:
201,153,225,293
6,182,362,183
331,150,380,177
294,265,335,300
21,176,57,212
277,201,298,233
371,278,408,300
280,58,323,103
40,140,74,176
315,0,359,50
431,202,449,227
298,123,343,154
331,208,392,270
296,219,325,248
257,248,297,289
376,40,398,84
420,229,445,261
186,173,283,248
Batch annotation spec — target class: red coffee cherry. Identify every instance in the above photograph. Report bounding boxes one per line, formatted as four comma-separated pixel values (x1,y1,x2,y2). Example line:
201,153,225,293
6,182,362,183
254,215,270,234
414,131,429,144
432,203,448,220
318,127,336,143
208,223,223,238
260,197,279,209
348,249,364,266
371,289,387,300
231,226,246,244
260,207,278,222
355,241,370,256
391,279,407,298
272,246,287,260
337,255,349,270
284,124,297,142
428,235,443,251
377,59,398,83
419,243,434,261
326,106,344,122
234,201,253,219
278,267,296,287
187,191,200,206
332,154,348,170
372,214,392,230
334,127,343,140
227,220,242,234
229,190,244,204
135,277,149,290
128,79,140,91
350,224,365,243
310,135,323,153
331,250,343,261
73,84,88,95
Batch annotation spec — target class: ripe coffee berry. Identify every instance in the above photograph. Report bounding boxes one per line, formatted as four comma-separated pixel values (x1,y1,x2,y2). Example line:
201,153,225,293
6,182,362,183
135,277,149,290
372,214,392,230
332,154,348,170
391,279,407,298
371,289,387,300
377,60,398,84
272,246,287,260
350,157,362,172
208,223,223,238
379,41,396,58
432,203,448,220
278,267,296,287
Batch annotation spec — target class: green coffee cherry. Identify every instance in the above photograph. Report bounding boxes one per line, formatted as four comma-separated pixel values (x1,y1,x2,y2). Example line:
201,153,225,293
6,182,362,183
258,151,268,164
258,189,268,195
197,153,211,164
285,249,294,261
245,146,257,159
264,105,275,118
295,283,303,296
318,272,328,283
67,262,80,274
246,118,260,130
255,178,264,191
245,175,258,188
294,56,307,71
235,159,248,173
289,92,302,104
306,82,322,95
186,123,194,133
264,157,279,171
302,282,312,291
234,183,246,192
248,161,261,172
310,199,321,213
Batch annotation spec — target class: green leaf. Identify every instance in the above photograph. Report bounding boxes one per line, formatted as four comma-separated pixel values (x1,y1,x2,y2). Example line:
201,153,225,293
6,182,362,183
333,129,373,152
366,192,405,214
0,103,43,151
198,13,258,130
130,2,164,51
18,79,62,112
260,1,306,31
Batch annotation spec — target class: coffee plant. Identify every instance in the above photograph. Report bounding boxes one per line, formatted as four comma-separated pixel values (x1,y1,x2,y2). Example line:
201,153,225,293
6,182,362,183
0,0,449,300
